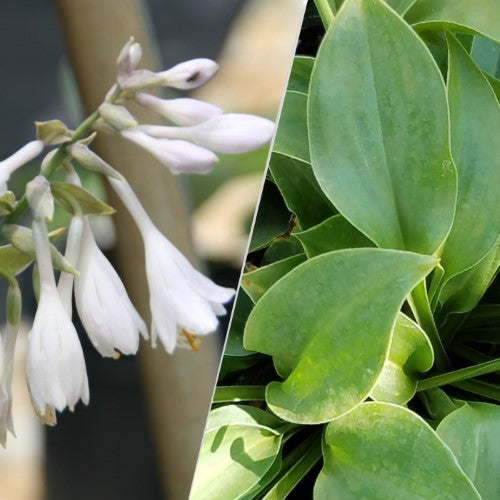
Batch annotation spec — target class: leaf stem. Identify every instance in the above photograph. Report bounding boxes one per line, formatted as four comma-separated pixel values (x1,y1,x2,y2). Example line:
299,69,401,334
417,357,500,391
410,280,450,369
313,0,335,29
213,385,266,403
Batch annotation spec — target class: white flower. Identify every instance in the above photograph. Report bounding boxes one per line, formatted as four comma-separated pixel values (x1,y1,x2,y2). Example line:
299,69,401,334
75,218,148,357
0,323,17,447
138,113,275,154
109,178,235,353
121,127,218,174
27,199,89,424
157,58,219,90
0,140,44,193
135,93,223,126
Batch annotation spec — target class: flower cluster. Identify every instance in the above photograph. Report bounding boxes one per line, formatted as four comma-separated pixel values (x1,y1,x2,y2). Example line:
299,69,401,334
0,38,274,446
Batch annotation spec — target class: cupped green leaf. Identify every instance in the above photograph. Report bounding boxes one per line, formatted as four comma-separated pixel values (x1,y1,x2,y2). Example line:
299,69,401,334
438,402,500,500
274,91,309,163
294,214,373,258
244,248,437,424
406,0,500,43
191,405,283,500
439,240,500,316
314,402,480,499
370,312,433,405
309,0,456,255
242,253,306,304
438,35,500,288
269,154,335,230
225,292,255,357
384,0,416,15
50,181,115,215
471,36,500,77
288,56,314,94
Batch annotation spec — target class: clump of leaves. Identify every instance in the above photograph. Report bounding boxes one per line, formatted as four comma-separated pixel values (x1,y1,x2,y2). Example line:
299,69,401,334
191,0,500,498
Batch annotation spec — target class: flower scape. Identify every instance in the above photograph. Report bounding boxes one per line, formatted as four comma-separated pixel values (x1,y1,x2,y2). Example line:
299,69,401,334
0,38,274,446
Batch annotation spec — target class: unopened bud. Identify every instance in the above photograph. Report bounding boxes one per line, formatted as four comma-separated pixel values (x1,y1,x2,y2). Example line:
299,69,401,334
158,58,218,90
26,176,54,220
35,120,73,145
98,103,138,131
0,191,16,215
116,37,143,85
119,69,164,91
68,143,124,180
135,93,222,126
6,280,22,326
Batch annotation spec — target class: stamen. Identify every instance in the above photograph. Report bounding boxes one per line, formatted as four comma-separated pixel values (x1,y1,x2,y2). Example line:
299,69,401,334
181,329,201,352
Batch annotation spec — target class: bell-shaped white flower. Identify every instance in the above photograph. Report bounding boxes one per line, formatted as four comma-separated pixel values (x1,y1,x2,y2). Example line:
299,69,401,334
121,127,218,174
27,216,89,425
135,93,223,126
109,178,235,353
139,113,275,154
0,140,44,193
75,218,148,357
157,58,219,90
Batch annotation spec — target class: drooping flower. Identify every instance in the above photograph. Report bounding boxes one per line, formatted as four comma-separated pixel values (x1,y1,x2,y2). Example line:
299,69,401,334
74,218,148,357
0,140,44,193
120,127,218,174
109,178,234,353
26,177,89,424
0,282,21,448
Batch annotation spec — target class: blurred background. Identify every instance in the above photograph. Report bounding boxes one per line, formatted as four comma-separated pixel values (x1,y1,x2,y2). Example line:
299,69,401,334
0,0,305,498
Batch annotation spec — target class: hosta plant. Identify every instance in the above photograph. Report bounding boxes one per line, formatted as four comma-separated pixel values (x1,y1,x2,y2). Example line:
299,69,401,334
191,0,500,498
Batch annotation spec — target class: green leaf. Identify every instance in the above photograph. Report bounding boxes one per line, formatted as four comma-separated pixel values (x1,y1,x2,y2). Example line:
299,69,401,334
438,35,500,287
244,248,437,424
242,254,306,304
384,0,416,14
241,453,283,500
315,402,480,499
288,56,314,94
439,240,500,316
191,405,283,500
438,402,500,500
273,92,309,163
471,36,500,77
0,191,16,215
309,0,455,255
261,237,304,265
370,313,433,405
0,244,35,280
50,181,115,215
406,0,500,43
225,292,255,357
269,154,335,229
249,181,291,252
294,214,373,258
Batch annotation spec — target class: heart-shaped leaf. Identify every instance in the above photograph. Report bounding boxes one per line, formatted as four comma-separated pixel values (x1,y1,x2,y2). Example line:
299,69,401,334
315,402,480,499
438,35,500,289
438,402,500,500
244,248,437,423
288,56,314,94
406,0,500,43
370,312,433,404
309,0,455,255
190,405,283,500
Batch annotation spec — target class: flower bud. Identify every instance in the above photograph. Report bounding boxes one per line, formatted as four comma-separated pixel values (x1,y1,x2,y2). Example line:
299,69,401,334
6,281,22,327
98,103,138,131
140,114,275,154
119,69,164,91
116,37,143,85
135,93,223,126
121,128,218,174
26,176,54,221
157,58,219,90
0,140,44,191
68,143,124,180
